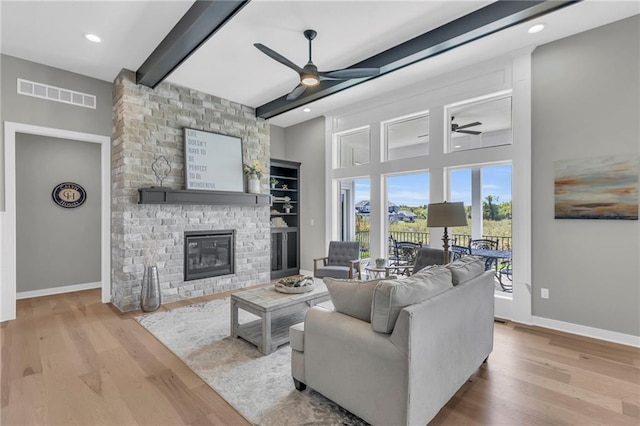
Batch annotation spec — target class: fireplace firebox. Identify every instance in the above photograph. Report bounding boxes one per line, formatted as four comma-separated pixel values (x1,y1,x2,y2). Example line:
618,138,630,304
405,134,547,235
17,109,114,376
184,230,235,281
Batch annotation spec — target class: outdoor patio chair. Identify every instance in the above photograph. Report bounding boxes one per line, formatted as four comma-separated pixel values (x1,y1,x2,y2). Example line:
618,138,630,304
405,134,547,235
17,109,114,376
386,241,422,276
469,239,499,270
497,258,513,292
450,244,470,262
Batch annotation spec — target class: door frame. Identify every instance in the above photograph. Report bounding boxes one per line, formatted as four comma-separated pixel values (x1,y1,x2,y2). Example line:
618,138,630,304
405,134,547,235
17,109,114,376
1,122,111,321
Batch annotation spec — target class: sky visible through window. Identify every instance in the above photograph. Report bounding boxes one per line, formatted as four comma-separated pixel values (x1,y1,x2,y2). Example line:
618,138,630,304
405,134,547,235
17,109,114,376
354,164,511,206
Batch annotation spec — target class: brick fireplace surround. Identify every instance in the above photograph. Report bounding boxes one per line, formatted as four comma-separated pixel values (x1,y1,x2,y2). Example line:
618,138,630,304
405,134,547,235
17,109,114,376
111,70,270,312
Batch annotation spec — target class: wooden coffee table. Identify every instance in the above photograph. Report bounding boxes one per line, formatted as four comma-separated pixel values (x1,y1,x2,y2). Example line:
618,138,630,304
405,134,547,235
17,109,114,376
230,278,329,355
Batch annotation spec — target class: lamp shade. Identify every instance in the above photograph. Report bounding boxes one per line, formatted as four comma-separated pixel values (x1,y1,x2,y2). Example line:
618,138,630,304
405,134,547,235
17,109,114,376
426,202,467,227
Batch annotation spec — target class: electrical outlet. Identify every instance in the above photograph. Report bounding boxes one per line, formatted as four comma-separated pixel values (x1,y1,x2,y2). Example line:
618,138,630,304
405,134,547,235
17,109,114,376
541,288,549,299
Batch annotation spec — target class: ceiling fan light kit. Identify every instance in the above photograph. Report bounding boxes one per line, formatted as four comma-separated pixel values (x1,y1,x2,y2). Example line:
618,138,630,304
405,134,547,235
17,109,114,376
255,29,380,100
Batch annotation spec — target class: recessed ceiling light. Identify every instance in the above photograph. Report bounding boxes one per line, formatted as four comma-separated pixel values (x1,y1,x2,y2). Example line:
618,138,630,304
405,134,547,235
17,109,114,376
453,145,462,149
302,108,311,113
84,33,102,43
528,23,545,34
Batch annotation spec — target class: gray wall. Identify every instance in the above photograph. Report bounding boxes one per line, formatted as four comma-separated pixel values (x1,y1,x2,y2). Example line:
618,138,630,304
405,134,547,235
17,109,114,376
1,54,112,211
283,117,326,272
16,134,101,291
270,124,286,159
532,16,639,336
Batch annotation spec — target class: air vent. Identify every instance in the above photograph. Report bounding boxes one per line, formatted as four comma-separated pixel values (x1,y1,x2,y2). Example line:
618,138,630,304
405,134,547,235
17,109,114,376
17,78,96,109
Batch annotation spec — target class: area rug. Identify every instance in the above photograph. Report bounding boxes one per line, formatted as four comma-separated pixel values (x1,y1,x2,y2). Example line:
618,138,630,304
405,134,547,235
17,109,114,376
135,298,367,425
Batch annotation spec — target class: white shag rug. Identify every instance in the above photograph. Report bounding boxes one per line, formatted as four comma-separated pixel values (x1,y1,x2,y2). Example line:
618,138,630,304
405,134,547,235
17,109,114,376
136,298,368,425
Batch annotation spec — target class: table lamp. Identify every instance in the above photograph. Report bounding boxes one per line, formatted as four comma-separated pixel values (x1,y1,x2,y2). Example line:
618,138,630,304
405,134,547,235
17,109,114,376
426,201,468,264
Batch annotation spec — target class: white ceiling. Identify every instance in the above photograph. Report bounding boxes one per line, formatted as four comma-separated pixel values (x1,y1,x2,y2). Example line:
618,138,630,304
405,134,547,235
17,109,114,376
1,1,638,128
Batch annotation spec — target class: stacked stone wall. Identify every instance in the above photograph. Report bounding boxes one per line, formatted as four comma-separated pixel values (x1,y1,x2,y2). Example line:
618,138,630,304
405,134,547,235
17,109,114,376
111,70,270,311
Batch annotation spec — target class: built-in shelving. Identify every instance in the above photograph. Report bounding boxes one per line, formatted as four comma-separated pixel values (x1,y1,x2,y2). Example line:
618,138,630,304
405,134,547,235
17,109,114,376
270,159,301,279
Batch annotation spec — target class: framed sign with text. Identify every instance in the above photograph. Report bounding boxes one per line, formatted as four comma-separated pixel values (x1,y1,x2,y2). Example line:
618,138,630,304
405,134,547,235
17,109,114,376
184,128,244,192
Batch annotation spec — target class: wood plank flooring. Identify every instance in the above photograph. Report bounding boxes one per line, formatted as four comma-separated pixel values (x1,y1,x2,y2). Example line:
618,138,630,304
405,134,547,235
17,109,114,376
1,288,639,425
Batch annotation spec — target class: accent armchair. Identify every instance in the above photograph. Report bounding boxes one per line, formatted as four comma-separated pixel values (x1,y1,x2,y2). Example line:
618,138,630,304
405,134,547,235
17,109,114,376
313,241,363,280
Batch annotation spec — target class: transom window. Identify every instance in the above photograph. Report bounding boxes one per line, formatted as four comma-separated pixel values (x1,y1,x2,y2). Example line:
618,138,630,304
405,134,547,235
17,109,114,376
336,127,370,168
383,112,429,161
447,93,512,153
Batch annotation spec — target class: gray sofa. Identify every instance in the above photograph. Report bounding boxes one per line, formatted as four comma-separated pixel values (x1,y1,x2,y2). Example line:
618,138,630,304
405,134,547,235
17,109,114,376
290,257,494,425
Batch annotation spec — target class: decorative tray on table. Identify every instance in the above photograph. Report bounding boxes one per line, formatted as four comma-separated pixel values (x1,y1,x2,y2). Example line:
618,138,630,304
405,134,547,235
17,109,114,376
275,276,315,294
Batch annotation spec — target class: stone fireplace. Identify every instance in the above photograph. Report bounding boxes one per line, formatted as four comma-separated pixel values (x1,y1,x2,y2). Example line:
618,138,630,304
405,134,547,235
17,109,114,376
111,70,270,312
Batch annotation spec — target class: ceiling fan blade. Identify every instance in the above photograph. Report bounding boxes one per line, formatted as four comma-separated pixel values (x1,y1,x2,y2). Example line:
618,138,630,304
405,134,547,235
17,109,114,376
254,43,303,74
320,68,380,80
456,121,482,130
286,84,307,101
456,130,482,135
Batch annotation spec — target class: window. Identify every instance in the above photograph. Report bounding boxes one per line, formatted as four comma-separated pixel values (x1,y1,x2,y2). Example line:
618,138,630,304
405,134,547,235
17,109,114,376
383,113,429,161
336,127,370,168
386,172,430,246
447,94,512,153
448,168,472,246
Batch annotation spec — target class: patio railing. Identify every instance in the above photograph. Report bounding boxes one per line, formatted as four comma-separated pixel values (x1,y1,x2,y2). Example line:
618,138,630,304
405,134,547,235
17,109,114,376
355,230,512,255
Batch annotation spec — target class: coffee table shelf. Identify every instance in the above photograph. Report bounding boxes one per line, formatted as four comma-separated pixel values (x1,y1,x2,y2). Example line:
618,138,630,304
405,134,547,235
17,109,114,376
235,311,307,352
230,279,329,355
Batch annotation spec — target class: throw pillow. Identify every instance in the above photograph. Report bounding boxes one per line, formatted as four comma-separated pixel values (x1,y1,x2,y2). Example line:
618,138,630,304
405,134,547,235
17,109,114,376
446,256,485,285
323,277,393,322
371,266,453,333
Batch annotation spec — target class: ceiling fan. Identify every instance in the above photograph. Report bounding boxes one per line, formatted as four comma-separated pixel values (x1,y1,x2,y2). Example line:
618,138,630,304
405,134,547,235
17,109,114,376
451,117,482,135
254,29,381,101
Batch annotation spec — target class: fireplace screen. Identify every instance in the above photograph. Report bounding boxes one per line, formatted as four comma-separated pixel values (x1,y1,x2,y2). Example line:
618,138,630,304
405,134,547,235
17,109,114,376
184,230,235,281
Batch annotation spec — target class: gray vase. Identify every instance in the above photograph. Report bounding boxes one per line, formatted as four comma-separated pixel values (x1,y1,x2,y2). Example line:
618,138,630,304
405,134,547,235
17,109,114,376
141,265,161,312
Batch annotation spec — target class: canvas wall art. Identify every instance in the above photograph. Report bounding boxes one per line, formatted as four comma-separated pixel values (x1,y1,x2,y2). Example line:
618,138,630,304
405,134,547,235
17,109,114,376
554,156,639,220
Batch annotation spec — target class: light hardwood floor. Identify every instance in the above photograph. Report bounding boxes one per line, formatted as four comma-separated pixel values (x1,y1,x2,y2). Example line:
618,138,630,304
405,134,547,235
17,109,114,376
1,288,639,425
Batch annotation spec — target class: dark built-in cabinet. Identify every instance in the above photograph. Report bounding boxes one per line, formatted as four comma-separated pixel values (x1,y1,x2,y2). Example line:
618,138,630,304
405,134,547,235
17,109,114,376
270,159,300,279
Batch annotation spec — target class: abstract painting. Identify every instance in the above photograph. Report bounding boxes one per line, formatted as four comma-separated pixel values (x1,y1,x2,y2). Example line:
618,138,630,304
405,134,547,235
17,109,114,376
555,156,639,220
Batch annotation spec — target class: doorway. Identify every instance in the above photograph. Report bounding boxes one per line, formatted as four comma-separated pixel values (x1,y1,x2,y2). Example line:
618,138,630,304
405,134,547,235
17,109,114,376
1,122,111,322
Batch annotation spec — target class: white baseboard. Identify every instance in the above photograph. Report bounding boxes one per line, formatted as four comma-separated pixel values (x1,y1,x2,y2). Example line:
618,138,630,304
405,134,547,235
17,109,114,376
16,281,102,300
531,315,640,348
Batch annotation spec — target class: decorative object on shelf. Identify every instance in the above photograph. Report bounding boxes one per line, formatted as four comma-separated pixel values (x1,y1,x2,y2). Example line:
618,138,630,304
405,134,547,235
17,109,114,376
243,159,265,178
184,128,243,192
272,195,291,203
151,155,171,187
554,156,638,220
247,174,261,194
271,217,288,227
281,184,288,190
283,202,293,213
270,177,278,188
275,276,315,293
244,160,264,194
141,265,161,312
375,258,386,268
52,182,86,209
426,201,468,264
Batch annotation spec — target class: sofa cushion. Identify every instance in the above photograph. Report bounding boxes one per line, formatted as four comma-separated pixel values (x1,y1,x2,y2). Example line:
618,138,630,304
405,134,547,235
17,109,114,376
371,266,453,333
289,322,305,352
446,256,485,285
324,277,390,322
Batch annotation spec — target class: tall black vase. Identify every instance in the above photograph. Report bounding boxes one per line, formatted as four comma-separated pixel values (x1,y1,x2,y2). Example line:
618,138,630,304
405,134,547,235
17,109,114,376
141,265,161,312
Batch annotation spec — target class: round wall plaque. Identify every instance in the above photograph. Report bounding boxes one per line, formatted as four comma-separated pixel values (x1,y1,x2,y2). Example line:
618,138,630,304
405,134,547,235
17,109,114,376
52,182,86,208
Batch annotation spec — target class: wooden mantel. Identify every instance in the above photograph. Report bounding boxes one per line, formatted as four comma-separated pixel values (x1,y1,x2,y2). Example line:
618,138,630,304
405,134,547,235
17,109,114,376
138,187,270,206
